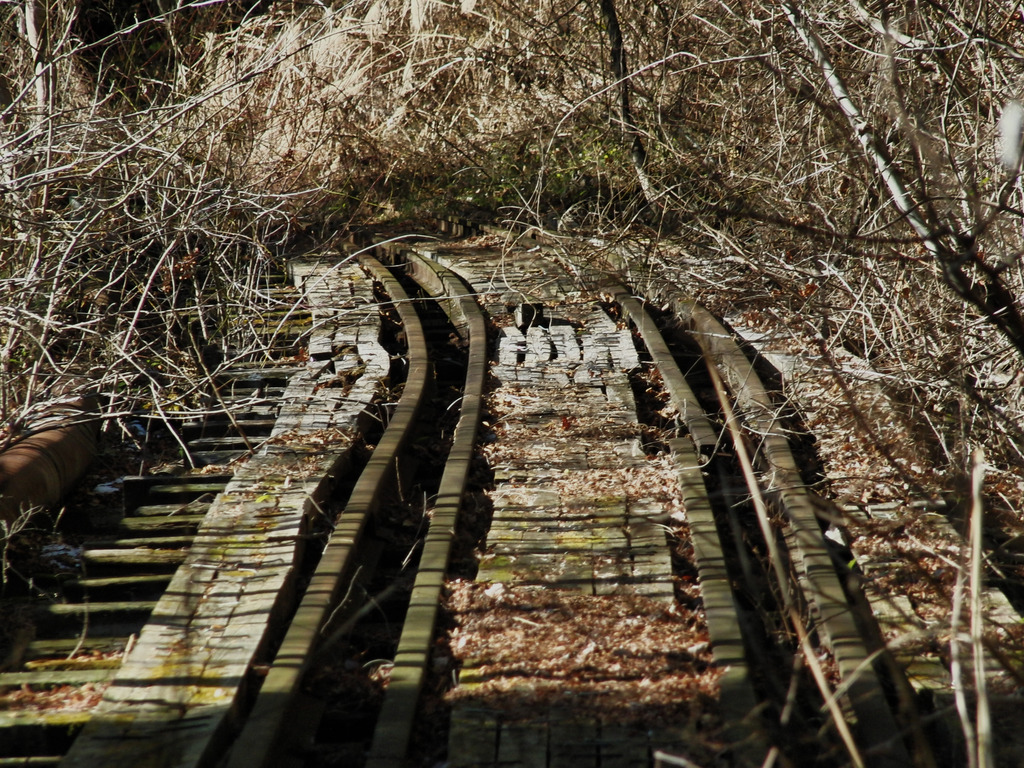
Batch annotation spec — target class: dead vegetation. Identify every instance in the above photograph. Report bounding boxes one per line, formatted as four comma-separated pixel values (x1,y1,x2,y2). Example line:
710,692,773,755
445,581,721,733
4,0,1024,763
7,0,1024,481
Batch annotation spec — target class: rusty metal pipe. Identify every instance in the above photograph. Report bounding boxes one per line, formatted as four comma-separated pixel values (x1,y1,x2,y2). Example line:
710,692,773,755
0,397,100,522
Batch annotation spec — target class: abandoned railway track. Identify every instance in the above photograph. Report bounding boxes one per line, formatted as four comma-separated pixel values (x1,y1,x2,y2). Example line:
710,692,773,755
0,224,1015,767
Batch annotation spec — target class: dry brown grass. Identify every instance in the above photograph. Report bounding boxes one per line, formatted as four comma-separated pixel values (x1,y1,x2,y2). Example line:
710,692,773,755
4,2,1024,761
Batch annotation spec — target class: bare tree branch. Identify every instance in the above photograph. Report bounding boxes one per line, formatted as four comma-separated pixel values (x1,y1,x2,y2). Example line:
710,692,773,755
784,1,1024,360
598,0,656,208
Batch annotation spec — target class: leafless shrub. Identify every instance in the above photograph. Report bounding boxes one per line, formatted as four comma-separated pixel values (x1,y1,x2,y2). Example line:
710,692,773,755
0,0,307,447
2,0,1024,759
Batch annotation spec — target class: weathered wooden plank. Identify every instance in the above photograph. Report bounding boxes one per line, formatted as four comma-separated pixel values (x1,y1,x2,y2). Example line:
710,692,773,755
0,711,91,729
0,756,63,766
25,638,127,658
449,711,500,768
61,259,387,768
593,552,633,595
118,515,204,534
83,536,195,550
497,722,547,768
82,548,188,567
37,601,157,619
0,669,116,686
132,501,213,518
598,725,650,768
549,718,598,768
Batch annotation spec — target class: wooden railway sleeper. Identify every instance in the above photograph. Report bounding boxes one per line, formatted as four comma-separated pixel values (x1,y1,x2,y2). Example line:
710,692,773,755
364,250,488,768
666,295,918,768
222,254,431,768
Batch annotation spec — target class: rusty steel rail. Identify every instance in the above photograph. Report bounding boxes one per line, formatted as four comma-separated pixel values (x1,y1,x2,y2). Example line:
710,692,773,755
665,295,912,767
610,284,767,766
364,249,488,768
223,253,431,768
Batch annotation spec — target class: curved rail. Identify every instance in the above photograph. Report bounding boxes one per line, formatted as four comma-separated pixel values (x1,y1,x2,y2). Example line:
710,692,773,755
224,254,432,768
610,284,766,765
365,249,488,768
666,296,911,766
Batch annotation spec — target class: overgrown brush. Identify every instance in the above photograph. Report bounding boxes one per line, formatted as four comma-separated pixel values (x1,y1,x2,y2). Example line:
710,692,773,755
0,0,623,448
3,0,1024,762
2,0,1023,499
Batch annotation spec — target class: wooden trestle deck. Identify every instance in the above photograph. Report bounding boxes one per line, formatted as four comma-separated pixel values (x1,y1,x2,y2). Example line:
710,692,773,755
62,257,388,768
424,241,706,767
